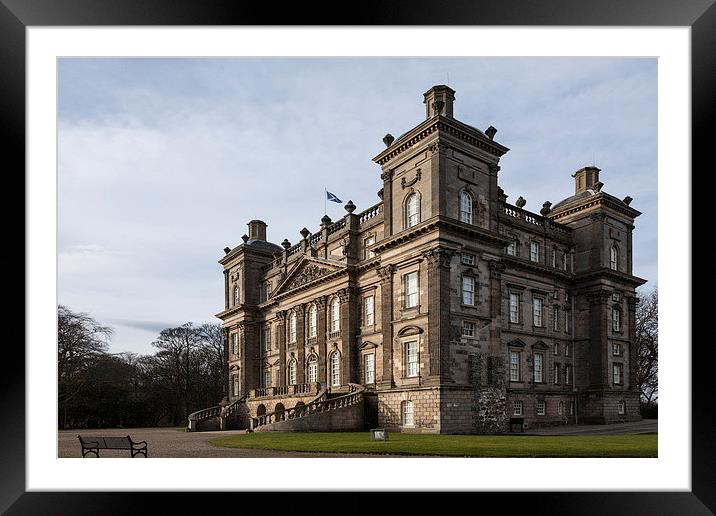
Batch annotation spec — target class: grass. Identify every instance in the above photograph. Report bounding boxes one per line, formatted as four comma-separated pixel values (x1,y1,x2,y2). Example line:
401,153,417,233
209,432,657,458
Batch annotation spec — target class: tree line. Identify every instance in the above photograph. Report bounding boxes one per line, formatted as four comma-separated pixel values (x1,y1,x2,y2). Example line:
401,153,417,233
58,305,224,429
58,287,658,429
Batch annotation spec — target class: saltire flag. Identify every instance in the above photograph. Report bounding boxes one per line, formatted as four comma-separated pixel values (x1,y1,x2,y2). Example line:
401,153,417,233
326,191,342,203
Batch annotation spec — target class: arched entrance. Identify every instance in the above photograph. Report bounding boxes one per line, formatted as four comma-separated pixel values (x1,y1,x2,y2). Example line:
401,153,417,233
275,403,286,421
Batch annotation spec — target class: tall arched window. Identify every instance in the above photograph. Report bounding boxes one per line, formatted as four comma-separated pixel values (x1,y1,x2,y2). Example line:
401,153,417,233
289,312,297,343
288,358,297,385
330,351,341,386
233,286,240,306
459,191,473,224
330,298,341,333
610,245,619,270
308,304,317,338
405,193,420,228
307,355,318,383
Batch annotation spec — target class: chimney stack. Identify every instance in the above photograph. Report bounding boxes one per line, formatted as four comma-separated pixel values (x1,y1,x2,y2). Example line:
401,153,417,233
247,220,267,241
423,85,455,119
572,166,601,194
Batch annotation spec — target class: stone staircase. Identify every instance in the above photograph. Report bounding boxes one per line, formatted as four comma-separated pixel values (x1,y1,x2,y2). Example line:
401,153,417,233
187,383,367,433
186,394,247,432
250,383,366,432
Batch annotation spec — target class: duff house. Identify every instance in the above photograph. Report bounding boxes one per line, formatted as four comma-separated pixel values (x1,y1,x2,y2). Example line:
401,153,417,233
188,85,645,434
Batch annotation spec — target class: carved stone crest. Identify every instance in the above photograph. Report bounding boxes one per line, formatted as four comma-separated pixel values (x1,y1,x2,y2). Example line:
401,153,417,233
286,264,331,290
401,169,422,189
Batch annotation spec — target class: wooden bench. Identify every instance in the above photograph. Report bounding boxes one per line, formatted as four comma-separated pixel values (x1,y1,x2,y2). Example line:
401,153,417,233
78,435,148,458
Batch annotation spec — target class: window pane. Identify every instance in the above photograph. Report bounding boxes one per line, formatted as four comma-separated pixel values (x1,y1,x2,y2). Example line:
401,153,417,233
406,341,418,377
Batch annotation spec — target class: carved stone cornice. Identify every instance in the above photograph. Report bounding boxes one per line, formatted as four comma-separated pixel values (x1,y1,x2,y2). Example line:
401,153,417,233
422,247,455,269
380,170,394,182
590,212,607,222
488,260,506,279
337,286,358,301
293,304,305,316
376,264,396,283
371,116,509,166
488,163,501,174
586,289,611,305
275,310,287,321
401,169,422,189
314,295,328,309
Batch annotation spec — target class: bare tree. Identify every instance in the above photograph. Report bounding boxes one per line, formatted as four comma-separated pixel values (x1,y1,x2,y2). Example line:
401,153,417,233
57,305,113,428
635,288,658,405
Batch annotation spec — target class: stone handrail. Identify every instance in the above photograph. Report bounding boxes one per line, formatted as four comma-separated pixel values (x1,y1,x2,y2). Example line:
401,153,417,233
250,383,364,431
187,393,248,431
503,203,569,234
358,203,383,225
326,219,346,236
251,383,320,399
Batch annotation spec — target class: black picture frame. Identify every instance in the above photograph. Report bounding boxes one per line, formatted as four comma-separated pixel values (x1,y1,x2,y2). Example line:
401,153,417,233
3,0,711,513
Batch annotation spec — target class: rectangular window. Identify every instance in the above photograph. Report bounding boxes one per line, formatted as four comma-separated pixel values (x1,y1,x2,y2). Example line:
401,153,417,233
262,326,271,352
554,363,561,384
613,342,622,356
263,369,271,388
364,235,375,259
563,251,569,271
364,353,375,384
462,321,476,337
461,252,476,265
570,401,575,416
462,275,475,305
265,282,272,299
364,296,375,326
533,353,544,383
405,341,419,377
565,364,572,385
533,297,543,327
564,310,571,333
404,272,419,309
510,351,520,382
612,308,622,332
530,241,540,262
509,293,520,323
553,343,559,356
232,333,238,355
565,343,570,356
551,248,557,267
618,401,626,415
537,400,546,416
402,401,414,426
507,238,517,256
553,307,559,331
613,363,623,385
513,400,523,416
232,374,239,397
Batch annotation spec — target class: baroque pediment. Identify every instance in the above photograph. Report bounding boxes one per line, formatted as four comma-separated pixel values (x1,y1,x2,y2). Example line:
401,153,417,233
273,257,346,298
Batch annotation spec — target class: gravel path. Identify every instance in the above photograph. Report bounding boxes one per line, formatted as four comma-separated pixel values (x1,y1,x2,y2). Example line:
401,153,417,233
59,427,389,458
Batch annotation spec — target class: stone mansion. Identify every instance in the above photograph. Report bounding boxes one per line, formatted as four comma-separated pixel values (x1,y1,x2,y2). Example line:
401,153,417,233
197,85,645,434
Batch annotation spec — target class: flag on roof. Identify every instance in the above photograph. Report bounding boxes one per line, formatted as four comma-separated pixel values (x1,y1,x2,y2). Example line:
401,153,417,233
326,191,342,203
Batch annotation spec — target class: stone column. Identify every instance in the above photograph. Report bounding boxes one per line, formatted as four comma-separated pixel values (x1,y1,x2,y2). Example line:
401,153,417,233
586,289,611,388
222,326,230,402
626,294,638,391
315,296,328,384
295,304,306,384
423,247,454,383
380,170,394,237
377,264,395,388
338,286,358,385
276,311,287,387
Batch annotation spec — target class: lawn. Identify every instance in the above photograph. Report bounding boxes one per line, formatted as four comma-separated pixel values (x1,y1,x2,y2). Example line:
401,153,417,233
209,432,657,458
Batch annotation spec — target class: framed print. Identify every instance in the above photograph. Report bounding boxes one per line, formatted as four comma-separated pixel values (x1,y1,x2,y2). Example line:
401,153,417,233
3,0,712,513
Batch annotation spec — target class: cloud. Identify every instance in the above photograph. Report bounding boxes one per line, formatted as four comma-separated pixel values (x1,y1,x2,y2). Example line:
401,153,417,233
58,58,657,355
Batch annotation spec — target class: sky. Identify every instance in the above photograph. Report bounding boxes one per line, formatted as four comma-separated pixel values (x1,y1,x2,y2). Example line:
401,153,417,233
58,58,657,356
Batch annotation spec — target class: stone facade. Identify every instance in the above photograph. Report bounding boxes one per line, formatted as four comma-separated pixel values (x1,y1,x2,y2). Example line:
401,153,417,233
215,85,645,433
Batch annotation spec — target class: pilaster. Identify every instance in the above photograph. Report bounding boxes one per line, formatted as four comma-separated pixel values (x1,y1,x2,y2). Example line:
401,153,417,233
377,264,395,388
423,247,455,383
